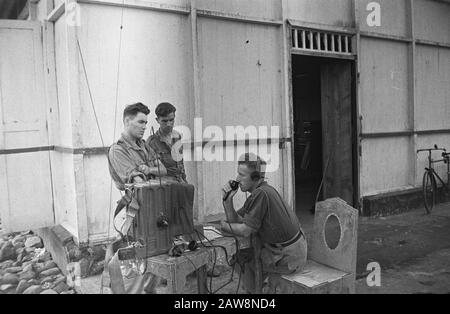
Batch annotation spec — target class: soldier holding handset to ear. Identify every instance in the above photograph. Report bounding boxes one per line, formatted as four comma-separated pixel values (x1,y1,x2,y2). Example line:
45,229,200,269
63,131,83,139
221,153,307,294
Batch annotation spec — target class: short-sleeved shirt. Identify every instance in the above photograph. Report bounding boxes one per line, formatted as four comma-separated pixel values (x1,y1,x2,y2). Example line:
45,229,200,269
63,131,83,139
108,134,159,190
237,181,301,245
146,129,187,183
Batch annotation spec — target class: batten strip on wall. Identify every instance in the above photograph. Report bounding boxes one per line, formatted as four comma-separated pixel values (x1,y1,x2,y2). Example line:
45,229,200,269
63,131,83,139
0,138,293,156
0,146,55,155
77,0,190,15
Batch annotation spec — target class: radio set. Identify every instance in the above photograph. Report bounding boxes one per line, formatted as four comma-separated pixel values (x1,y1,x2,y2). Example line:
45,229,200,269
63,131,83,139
118,179,196,259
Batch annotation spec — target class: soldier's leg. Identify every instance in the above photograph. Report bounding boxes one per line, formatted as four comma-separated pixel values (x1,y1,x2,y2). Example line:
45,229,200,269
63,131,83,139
236,261,256,294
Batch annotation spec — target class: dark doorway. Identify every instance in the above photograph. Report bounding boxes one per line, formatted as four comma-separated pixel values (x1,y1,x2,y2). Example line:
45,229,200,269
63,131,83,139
292,55,356,215
0,0,28,19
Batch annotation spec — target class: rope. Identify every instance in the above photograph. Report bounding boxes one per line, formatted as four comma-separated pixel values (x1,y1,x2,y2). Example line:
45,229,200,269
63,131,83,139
98,0,125,293
76,39,105,147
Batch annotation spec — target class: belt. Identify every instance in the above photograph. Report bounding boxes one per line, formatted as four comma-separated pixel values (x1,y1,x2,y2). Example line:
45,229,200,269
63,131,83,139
269,230,303,248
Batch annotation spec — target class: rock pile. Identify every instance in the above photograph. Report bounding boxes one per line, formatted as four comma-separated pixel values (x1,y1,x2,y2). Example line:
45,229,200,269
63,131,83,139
0,231,75,294
65,242,106,278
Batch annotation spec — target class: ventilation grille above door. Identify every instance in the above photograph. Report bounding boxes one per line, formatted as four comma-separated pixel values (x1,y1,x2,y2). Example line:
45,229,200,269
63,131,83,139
292,28,354,56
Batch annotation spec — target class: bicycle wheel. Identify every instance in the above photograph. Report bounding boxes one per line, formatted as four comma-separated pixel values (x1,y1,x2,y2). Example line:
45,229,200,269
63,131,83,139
422,171,436,214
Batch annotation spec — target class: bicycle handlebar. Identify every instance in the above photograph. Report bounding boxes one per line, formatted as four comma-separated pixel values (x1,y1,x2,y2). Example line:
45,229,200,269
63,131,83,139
416,145,447,154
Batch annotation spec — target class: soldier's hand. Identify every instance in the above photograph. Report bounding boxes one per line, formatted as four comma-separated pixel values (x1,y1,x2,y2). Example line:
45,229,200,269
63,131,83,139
133,176,144,183
222,181,238,201
137,164,150,175
220,220,230,233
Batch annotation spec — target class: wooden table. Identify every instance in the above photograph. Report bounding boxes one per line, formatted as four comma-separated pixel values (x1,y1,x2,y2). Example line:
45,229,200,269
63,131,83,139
143,237,244,294
144,232,262,294
145,247,210,294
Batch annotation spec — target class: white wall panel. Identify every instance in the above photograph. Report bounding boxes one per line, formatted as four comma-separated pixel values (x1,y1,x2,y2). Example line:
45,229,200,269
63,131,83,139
286,0,353,27
360,38,410,133
357,0,409,37
414,0,450,44
361,137,413,196
198,18,283,128
415,46,450,131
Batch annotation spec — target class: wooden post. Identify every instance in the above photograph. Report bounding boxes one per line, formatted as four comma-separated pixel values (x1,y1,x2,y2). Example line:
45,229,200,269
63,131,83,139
65,0,89,243
352,0,362,211
281,0,295,208
408,0,418,187
190,0,205,222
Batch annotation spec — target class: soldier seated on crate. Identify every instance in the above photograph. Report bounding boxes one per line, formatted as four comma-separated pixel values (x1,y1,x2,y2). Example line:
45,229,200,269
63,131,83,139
146,102,187,183
221,153,308,294
108,102,167,190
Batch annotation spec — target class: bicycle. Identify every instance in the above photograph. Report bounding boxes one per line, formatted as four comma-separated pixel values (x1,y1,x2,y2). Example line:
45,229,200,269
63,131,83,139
417,145,450,214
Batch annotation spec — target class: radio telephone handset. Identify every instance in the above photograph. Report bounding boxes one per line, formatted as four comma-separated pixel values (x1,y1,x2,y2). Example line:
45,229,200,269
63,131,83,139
223,180,239,201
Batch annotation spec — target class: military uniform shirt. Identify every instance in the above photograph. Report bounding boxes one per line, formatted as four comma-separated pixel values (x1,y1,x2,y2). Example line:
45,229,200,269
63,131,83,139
108,134,159,190
237,181,301,245
146,129,187,183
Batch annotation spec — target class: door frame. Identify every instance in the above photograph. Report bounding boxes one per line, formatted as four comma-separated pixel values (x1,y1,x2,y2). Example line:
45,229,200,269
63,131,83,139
286,22,361,211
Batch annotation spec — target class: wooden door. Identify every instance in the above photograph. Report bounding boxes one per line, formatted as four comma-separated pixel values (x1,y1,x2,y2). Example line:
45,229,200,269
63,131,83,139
321,61,354,205
0,20,54,233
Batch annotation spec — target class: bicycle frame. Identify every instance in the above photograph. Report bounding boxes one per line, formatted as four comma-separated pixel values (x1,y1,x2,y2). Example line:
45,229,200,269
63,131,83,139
428,168,448,191
418,146,450,190
417,145,449,213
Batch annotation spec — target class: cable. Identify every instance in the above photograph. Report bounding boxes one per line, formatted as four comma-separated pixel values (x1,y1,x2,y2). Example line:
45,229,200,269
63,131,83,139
193,232,214,294
194,229,227,293
195,230,233,266
197,230,218,293
211,263,236,294
194,229,244,294
205,228,241,263
193,231,216,293
204,228,247,294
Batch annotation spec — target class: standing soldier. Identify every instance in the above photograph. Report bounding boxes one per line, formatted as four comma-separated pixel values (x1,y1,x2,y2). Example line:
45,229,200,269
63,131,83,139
106,102,167,294
146,102,187,183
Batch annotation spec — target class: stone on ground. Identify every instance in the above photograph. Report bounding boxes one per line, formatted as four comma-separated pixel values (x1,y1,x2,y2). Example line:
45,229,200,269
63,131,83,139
0,231,69,294
2,273,19,285
15,280,31,294
19,270,36,281
24,236,43,249
23,285,43,294
0,245,16,262
39,267,61,278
